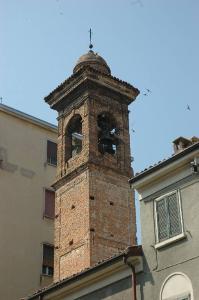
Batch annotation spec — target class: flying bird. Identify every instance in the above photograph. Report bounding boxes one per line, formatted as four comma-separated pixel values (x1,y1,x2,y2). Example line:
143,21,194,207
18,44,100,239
146,88,151,93
187,105,191,111
143,88,152,96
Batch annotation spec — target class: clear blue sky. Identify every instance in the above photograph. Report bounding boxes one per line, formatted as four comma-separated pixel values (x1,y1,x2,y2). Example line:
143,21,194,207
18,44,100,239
1,0,198,242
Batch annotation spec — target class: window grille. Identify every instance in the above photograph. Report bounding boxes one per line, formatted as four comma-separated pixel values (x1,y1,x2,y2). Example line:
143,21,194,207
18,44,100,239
156,191,182,243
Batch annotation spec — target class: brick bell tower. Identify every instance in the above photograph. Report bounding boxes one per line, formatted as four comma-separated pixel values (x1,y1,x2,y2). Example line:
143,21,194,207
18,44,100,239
45,49,140,281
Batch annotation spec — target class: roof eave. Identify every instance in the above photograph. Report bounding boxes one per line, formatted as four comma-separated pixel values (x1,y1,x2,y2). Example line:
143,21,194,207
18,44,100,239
0,103,57,133
129,142,199,188
44,66,139,109
25,246,142,300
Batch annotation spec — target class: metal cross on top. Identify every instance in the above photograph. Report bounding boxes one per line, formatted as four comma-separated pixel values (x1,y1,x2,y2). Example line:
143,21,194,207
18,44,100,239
89,28,93,50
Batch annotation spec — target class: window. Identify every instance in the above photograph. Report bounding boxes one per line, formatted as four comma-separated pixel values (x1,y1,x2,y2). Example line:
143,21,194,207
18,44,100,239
65,115,83,161
155,191,184,246
47,140,57,166
44,189,55,219
161,273,193,300
42,244,54,276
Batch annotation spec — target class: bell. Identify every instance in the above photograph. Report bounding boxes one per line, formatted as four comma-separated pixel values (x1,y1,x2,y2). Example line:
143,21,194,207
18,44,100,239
103,143,115,155
99,134,116,155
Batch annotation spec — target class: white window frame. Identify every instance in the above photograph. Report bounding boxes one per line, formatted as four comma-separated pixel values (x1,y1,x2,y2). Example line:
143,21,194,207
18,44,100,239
160,272,193,300
154,190,186,249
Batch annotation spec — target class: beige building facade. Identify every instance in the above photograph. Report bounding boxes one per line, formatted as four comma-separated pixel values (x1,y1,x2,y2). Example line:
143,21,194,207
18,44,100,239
0,104,57,300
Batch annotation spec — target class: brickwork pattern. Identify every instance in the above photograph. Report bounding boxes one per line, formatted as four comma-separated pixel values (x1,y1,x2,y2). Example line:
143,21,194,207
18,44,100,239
54,171,90,281
89,168,136,265
49,67,139,281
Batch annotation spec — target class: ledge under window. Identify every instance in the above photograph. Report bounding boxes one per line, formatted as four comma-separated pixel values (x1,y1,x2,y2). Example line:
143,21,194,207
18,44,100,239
46,161,57,167
43,214,54,220
154,232,186,249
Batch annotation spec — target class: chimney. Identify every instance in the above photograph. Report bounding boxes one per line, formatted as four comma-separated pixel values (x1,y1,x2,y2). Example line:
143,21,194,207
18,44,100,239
173,136,199,154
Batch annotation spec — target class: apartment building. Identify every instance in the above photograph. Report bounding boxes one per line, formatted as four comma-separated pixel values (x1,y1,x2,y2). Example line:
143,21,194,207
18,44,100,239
0,104,57,300
130,137,199,299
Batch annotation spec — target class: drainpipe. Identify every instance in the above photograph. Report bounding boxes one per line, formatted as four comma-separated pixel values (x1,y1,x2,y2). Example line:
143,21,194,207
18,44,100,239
131,265,137,300
124,246,143,300
123,258,137,300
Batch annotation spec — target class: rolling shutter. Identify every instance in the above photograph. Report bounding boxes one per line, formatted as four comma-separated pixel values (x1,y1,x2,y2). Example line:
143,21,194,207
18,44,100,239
44,189,55,218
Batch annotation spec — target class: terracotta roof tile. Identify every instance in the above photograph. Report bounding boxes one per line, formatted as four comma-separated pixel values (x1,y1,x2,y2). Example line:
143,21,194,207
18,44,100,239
44,65,139,102
131,140,199,183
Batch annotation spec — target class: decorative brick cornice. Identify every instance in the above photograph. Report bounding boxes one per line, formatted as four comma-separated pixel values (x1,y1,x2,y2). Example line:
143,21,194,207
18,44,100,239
52,160,131,190
45,66,140,111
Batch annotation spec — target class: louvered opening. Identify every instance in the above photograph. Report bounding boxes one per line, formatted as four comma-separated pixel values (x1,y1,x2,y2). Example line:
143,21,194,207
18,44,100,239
156,191,182,243
168,193,182,238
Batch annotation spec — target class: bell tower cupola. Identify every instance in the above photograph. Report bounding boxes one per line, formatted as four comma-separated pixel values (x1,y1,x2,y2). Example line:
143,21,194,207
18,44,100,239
45,49,140,281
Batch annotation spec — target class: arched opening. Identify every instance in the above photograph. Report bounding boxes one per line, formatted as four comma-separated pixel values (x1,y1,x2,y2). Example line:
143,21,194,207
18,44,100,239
65,115,83,161
97,112,119,155
160,272,193,300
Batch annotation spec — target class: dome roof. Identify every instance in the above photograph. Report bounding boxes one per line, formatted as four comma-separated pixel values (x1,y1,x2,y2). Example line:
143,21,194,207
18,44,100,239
73,50,111,75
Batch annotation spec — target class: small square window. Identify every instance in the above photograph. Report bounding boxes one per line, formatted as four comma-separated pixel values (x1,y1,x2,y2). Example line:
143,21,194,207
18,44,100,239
44,189,55,219
47,140,57,166
155,191,184,246
42,244,54,276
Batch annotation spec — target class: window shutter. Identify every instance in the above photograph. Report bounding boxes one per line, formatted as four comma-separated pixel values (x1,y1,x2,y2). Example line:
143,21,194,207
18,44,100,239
44,189,55,218
156,198,169,242
168,192,182,237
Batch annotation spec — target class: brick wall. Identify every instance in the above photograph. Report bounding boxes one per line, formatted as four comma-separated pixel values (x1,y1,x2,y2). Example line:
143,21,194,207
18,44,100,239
54,170,90,281
50,70,138,281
